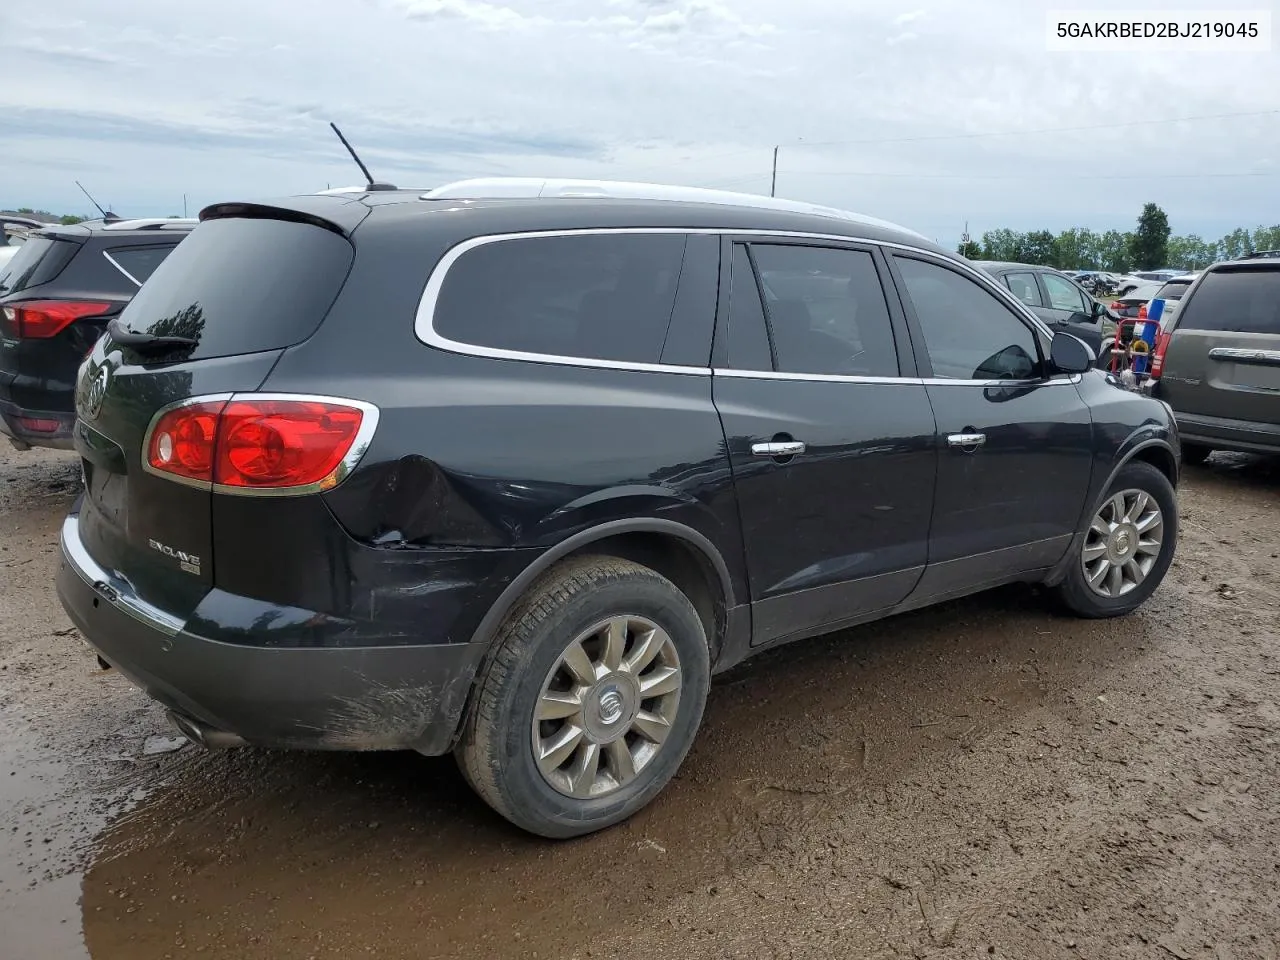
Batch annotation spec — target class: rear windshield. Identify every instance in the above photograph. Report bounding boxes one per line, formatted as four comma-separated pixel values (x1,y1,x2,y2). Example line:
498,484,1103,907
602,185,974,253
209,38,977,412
1153,280,1191,301
115,218,354,360
0,235,79,295
1178,268,1280,334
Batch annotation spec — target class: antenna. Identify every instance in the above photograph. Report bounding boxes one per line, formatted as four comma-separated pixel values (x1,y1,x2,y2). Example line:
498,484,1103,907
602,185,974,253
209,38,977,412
328,122,397,192
75,180,118,221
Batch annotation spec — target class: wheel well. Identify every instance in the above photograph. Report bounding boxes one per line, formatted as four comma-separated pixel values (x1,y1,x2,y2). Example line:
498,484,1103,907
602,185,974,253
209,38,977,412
566,532,726,663
1129,444,1179,487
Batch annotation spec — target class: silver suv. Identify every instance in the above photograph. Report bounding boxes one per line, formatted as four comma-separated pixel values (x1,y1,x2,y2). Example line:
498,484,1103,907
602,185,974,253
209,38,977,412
1153,258,1280,463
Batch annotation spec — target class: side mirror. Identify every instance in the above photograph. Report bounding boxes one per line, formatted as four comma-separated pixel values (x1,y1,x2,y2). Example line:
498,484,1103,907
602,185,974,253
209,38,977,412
1091,299,1107,319
1050,331,1094,375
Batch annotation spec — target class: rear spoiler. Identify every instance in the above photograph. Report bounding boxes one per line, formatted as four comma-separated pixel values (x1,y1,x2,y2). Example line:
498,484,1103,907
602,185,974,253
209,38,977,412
199,196,371,238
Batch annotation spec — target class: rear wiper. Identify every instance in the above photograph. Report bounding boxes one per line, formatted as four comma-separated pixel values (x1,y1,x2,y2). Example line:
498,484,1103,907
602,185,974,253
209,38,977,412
107,318,198,353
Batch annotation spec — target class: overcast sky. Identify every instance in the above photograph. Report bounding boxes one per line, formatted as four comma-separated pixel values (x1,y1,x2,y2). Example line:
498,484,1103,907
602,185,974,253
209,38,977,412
2,0,1277,246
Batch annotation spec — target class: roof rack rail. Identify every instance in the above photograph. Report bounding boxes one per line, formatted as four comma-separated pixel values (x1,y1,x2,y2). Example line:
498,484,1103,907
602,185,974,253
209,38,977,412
418,177,929,241
1240,250,1280,259
100,218,199,231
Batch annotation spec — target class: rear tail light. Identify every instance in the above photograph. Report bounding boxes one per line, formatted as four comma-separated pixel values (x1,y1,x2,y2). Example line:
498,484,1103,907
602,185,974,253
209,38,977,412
1150,331,1172,379
1,300,112,339
16,416,61,434
145,395,377,493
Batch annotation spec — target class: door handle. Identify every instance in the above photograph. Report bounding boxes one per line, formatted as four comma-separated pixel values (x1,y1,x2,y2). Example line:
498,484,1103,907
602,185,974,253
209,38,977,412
946,432,986,450
751,440,806,458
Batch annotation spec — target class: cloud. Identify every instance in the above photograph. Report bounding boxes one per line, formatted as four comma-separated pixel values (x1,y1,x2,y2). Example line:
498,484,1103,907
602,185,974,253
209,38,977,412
392,0,534,29
641,9,687,33
12,38,132,66
1,0,1276,245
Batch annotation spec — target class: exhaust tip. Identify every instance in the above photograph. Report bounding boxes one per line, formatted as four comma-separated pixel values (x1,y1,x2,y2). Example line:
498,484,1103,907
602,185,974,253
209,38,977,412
167,710,246,750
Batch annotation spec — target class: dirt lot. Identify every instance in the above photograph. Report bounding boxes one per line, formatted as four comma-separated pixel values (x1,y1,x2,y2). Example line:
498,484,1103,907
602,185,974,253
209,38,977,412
1,442,1278,960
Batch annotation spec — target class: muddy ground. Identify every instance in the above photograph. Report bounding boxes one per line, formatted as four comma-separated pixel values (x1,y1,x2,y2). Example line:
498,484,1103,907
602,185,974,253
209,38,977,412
1,442,1278,960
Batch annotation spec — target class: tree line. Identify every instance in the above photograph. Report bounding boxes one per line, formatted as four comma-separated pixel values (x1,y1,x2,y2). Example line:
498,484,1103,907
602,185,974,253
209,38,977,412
957,203,1279,273
6,207,88,225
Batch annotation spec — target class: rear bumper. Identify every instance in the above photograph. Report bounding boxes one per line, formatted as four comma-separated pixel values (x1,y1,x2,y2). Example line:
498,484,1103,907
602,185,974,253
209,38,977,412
1174,411,1280,455
56,513,485,754
0,397,75,449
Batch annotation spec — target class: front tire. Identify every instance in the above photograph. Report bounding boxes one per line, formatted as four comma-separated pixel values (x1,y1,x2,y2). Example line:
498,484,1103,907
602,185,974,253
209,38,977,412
455,556,710,839
1054,461,1178,618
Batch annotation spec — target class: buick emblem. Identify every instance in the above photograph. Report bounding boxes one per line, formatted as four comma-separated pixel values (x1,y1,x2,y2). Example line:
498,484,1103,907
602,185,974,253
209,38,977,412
84,366,110,420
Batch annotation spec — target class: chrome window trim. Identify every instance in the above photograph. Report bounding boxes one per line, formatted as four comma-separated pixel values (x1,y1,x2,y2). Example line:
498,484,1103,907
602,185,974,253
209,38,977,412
712,368,1081,388
140,392,380,497
102,250,142,288
413,227,1057,375
414,228,713,377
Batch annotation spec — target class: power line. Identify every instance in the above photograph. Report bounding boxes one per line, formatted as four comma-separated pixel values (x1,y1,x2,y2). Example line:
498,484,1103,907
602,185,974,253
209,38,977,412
701,170,1275,184
617,107,1279,181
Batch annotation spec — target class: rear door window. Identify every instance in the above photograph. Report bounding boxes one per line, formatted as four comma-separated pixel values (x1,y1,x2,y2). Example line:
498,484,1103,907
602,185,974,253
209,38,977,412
114,218,354,360
1177,269,1280,334
751,244,900,377
433,233,688,365
725,244,773,371
103,244,179,287
0,235,79,295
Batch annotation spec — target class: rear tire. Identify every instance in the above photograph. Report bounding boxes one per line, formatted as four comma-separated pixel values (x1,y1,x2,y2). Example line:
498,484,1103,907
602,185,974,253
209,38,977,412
1181,442,1212,466
455,556,710,839
1054,461,1178,619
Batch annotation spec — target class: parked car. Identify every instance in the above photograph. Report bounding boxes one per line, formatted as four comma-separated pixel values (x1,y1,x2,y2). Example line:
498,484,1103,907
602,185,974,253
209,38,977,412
0,217,194,449
1144,273,1199,328
974,261,1114,366
1112,274,1152,296
57,179,1181,839
1109,282,1163,319
1151,257,1280,462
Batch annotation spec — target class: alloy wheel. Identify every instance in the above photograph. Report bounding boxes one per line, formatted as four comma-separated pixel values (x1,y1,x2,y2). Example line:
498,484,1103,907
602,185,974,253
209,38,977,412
1081,488,1165,598
531,615,682,799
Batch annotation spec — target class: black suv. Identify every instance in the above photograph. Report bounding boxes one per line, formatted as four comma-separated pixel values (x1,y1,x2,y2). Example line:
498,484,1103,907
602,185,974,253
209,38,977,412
0,217,194,449
56,181,1180,838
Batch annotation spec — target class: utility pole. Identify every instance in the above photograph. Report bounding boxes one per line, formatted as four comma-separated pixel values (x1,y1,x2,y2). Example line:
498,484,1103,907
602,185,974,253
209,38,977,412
770,145,778,197
183,194,188,218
